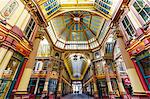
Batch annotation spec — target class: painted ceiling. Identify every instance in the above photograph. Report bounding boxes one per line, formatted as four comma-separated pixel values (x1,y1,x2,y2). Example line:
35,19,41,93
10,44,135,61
51,11,105,42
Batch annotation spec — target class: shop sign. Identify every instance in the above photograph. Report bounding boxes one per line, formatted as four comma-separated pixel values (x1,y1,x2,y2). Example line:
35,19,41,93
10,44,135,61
124,78,131,85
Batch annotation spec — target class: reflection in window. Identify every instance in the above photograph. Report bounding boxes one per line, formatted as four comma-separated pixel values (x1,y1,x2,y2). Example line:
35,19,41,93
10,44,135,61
133,0,150,22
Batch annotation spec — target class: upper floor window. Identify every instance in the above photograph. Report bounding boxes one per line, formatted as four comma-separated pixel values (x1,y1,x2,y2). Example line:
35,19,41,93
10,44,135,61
122,16,135,38
133,0,150,22
24,18,35,39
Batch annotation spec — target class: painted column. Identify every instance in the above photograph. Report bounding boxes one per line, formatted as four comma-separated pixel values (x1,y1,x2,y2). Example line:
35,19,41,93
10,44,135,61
17,34,43,93
114,30,145,95
115,65,127,98
93,63,99,98
57,67,63,98
0,49,14,78
0,46,8,64
105,65,114,98
93,77,99,98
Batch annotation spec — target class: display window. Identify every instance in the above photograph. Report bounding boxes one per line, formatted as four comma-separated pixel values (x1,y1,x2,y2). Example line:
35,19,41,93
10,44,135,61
0,52,23,97
48,79,58,93
139,57,150,76
28,78,37,94
111,78,120,97
136,50,150,90
97,79,108,97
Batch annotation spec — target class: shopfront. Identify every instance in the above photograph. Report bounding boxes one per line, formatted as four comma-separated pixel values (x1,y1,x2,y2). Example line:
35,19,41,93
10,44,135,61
96,79,108,98
0,52,24,98
136,49,150,90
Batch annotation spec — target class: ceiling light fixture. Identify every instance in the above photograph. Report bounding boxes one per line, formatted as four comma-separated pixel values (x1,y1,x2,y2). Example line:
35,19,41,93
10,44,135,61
73,17,80,22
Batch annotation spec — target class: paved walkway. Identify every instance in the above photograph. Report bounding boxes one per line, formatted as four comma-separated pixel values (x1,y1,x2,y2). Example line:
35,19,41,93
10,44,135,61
62,94,93,99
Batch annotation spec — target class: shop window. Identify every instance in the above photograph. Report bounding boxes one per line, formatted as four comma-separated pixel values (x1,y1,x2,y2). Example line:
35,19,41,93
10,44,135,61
122,16,136,38
1,52,23,96
0,80,7,96
28,78,37,94
48,79,58,93
111,78,120,97
4,53,22,79
133,0,150,22
97,79,108,97
24,18,35,39
36,78,45,95
140,57,150,76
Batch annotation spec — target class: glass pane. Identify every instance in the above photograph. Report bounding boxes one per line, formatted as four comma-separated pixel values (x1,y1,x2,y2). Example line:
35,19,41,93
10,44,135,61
122,20,127,29
144,4,150,16
133,2,141,12
25,27,30,35
129,25,134,34
140,57,150,76
29,20,33,26
124,16,129,26
140,10,148,22
126,28,132,37
31,22,35,30
137,0,145,8
27,30,32,39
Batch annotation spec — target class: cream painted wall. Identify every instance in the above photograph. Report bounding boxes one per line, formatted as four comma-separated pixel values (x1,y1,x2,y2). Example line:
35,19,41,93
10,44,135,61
0,0,31,32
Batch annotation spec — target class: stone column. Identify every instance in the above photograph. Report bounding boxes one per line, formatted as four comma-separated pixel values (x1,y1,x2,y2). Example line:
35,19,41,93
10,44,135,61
0,49,14,78
16,33,43,93
114,64,127,98
114,30,145,95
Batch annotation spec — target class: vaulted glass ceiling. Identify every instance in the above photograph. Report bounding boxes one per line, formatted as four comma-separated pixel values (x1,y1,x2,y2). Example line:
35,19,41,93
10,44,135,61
37,0,121,50
64,53,90,80
58,0,94,4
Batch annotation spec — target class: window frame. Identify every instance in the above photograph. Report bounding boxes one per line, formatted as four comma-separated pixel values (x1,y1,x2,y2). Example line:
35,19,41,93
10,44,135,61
24,18,35,40
121,15,136,39
132,0,150,23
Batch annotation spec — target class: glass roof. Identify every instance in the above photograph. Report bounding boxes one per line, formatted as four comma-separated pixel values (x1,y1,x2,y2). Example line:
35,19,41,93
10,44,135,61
47,10,106,50
58,0,94,4
38,0,122,50
64,53,90,80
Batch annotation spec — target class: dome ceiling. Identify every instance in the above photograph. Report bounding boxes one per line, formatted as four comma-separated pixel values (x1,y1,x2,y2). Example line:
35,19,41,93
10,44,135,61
51,11,104,41
41,0,121,50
